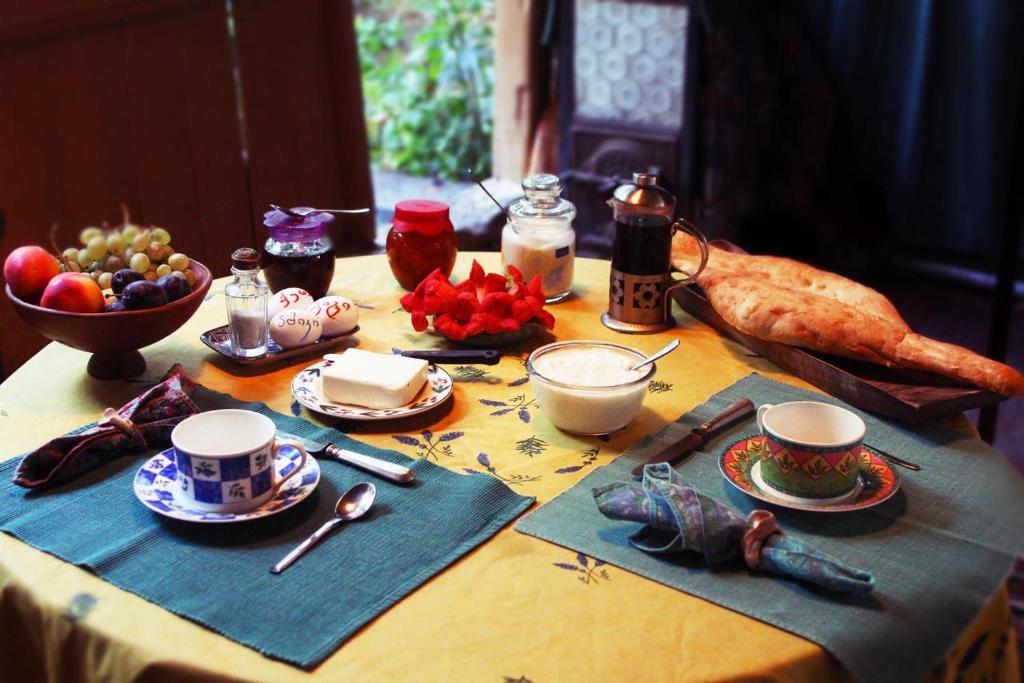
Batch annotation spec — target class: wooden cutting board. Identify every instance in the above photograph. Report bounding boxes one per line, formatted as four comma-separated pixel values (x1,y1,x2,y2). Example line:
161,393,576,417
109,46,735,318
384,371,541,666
671,243,1006,423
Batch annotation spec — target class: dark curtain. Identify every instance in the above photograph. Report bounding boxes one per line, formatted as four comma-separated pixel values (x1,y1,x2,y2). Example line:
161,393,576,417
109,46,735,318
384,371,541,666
788,0,1023,259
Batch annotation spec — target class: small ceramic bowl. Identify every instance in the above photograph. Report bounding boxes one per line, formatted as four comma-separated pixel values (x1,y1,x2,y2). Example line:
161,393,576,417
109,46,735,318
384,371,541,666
527,340,654,435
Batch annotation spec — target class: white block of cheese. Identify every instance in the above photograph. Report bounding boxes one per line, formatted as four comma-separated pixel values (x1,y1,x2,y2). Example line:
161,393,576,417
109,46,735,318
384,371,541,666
322,349,429,409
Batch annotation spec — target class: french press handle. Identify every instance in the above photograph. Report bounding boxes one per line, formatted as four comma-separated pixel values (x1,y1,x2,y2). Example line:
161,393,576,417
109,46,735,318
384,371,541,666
663,218,709,318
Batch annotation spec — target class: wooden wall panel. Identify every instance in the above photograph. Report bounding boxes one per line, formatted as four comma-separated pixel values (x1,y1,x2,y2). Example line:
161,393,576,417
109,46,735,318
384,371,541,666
0,1,252,375
0,0,209,45
0,0,374,376
234,0,375,253
119,6,256,268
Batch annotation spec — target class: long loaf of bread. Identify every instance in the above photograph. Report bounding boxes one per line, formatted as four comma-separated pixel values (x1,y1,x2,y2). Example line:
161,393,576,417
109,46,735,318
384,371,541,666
673,234,1024,396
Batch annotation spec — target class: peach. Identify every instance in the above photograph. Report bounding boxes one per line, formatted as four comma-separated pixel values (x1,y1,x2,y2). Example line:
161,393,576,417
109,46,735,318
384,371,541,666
40,272,105,313
4,245,60,298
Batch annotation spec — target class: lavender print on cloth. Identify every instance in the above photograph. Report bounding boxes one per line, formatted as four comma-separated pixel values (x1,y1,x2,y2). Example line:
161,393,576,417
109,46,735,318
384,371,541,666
593,463,874,594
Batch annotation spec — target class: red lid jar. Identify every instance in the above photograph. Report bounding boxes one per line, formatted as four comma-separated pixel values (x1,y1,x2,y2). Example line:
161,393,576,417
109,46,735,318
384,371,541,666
386,199,457,290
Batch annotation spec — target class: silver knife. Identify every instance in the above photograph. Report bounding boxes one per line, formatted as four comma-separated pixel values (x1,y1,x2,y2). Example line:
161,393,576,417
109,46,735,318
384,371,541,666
393,349,501,365
278,431,415,484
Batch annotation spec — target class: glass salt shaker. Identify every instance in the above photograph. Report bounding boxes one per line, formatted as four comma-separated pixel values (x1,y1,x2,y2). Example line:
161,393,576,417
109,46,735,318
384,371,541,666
225,248,269,358
502,174,576,303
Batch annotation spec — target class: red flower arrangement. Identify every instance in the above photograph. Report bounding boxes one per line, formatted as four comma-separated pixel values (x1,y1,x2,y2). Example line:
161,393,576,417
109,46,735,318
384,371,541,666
399,260,555,342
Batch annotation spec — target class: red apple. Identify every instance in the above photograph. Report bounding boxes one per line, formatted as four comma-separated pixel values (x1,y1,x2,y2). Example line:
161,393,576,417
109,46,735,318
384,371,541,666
4,245,60,298
39,272,105,313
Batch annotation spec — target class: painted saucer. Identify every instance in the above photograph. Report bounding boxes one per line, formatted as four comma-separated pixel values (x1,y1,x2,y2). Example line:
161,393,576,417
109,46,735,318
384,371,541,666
133,446,320,523
719,436,901,513
291,358,453,421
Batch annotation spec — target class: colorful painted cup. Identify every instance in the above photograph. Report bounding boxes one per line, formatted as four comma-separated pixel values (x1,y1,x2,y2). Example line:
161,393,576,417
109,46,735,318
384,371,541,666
171,409,308,512
755,401,865,499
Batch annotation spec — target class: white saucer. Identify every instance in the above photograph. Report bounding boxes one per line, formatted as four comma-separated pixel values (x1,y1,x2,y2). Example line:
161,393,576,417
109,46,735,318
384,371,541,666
133,446,320,523
291,358,453,420
749,459,863,507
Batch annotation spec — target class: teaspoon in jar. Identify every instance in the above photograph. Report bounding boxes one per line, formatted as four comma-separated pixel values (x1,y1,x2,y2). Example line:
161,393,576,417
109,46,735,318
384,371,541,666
269,204,370,217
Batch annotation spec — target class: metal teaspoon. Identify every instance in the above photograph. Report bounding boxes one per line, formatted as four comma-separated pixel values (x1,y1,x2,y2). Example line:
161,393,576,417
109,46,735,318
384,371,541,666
270,483,376,575
629,338,681,372
269,203,370,217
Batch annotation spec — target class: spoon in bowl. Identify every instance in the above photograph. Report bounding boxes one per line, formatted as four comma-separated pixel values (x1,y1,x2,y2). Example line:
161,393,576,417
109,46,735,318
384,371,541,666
629,338,680,372
270,482,376,574
269,203,370,217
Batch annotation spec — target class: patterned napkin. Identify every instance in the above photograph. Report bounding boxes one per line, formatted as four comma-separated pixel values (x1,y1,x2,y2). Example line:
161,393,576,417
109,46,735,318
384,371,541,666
593,463,875,594
12,364,198,489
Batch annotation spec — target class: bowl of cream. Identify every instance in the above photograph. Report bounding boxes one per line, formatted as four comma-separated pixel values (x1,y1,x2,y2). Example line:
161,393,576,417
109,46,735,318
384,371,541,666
527,340,655,434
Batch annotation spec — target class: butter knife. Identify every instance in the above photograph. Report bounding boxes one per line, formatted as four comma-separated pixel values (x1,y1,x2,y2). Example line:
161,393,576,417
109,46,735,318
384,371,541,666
392,349,501,365
277,431,415,484
631,398,756,475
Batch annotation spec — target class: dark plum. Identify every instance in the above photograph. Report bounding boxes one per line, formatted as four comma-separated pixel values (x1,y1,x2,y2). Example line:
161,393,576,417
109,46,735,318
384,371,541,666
156,273,191,302
121,280,168,310
105,299,126,312
111,268,145,295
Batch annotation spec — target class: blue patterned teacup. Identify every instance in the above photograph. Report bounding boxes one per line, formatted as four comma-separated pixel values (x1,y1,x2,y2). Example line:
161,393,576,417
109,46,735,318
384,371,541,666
170,409,308,512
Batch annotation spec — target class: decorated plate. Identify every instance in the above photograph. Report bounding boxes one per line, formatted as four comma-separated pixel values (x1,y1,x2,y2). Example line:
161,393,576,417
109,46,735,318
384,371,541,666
291,358,453,420
719,435,901,513
200,324,359,366
133,446,320,523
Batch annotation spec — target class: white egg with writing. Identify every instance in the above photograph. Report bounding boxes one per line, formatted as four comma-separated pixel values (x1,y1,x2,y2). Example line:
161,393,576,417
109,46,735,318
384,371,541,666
269,308,322,348
268,287,314,319
308,296,359,336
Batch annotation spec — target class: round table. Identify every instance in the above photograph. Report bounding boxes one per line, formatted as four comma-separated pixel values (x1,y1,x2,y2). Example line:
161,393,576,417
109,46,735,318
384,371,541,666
0,253,1015,682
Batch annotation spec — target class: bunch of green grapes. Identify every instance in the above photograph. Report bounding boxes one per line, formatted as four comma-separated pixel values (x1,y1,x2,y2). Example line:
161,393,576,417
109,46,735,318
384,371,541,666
60,224,196,292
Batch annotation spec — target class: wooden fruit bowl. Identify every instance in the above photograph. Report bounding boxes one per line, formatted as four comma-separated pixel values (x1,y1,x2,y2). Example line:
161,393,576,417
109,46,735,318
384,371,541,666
6,261,212,379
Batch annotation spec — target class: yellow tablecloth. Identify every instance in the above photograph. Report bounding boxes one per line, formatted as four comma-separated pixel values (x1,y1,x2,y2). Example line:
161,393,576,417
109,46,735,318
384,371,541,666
0,253,1016,682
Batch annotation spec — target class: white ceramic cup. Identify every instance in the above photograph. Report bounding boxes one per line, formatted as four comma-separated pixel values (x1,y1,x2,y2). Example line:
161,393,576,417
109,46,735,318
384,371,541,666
170,409,308,512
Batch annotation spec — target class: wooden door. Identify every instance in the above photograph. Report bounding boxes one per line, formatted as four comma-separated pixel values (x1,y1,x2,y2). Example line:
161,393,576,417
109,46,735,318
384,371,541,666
0,0,373,376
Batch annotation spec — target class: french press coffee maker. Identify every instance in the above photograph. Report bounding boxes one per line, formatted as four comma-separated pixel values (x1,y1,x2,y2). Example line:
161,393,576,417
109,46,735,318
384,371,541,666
601,173,708,333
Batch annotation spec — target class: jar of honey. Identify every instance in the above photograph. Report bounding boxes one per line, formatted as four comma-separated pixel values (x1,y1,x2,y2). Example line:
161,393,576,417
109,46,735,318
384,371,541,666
261,207,336,299
386,199,457,290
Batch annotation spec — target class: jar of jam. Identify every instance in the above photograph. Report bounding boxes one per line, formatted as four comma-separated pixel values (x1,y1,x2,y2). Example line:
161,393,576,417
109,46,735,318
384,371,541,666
261,207,335,299
386,199,457,290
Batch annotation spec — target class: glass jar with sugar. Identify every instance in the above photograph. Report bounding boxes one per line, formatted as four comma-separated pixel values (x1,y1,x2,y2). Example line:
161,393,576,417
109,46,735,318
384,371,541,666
501,174,576,303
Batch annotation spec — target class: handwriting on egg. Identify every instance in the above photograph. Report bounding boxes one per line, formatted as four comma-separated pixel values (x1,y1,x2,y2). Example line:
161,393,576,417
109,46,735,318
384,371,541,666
323,300,351,319
278,289,310,308
276,311,321,341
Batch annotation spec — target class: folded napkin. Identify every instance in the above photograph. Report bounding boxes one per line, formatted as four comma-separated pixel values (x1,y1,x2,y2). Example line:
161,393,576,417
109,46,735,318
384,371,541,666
593,463,875,594
13,364,198,489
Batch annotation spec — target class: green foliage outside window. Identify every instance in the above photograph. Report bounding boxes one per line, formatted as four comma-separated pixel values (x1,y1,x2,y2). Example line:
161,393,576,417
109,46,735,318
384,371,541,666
356,0,494,180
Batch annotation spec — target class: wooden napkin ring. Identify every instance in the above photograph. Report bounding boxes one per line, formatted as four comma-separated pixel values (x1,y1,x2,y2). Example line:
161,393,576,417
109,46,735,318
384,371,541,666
742,509,781,569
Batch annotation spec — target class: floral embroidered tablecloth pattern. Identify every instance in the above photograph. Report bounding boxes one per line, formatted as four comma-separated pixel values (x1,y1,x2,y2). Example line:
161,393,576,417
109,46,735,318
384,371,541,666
0,253,1015,682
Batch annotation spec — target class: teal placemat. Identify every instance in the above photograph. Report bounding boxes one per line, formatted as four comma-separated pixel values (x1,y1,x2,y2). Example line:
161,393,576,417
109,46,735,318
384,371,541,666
517,373,1024,683
0,385,534,669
